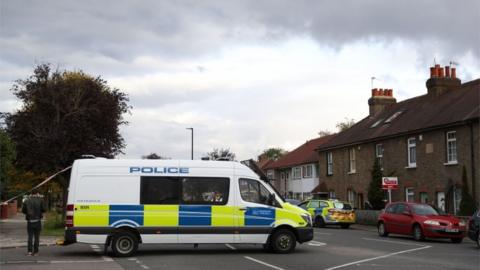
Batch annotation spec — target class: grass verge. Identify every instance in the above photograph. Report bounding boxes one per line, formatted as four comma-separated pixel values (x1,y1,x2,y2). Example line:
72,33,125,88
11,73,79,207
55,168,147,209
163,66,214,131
41,211,64,237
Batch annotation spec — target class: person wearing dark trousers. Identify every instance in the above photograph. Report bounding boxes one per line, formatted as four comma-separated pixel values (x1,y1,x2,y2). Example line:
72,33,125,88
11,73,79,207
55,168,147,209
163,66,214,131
22,193,46,256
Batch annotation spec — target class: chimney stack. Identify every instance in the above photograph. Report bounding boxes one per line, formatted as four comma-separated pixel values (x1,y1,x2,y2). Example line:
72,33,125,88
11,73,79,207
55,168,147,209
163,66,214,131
426,64,461,97
368,88,397,116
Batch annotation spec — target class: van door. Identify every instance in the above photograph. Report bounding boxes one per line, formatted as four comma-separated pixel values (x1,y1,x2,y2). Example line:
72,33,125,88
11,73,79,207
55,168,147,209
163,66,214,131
236,178,277,244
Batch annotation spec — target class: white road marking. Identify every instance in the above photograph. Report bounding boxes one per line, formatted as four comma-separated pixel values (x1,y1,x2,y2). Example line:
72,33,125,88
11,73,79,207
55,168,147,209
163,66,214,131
91,245,100,249
244,256,285,270
308,241,327,246
128,258,137,261
102,256,114,262
323,245,432,270
140,264,150,269
362,237,426,247
50,259,114,264
225,244,237,250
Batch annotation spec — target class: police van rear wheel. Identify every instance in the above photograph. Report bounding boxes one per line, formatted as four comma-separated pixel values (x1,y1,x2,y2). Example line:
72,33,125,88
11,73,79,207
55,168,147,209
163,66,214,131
271,229,296,254
315,216,325,228
112,231,138,257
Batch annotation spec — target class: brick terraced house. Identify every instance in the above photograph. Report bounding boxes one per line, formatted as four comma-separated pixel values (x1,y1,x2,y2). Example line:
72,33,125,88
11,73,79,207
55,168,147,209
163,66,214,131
315,65,479,214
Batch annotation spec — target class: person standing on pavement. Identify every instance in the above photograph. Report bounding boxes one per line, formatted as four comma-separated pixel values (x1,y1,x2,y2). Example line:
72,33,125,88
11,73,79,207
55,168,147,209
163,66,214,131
22,192,46,256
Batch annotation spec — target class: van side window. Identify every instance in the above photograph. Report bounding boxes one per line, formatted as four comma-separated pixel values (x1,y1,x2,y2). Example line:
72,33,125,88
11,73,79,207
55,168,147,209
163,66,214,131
140,177,179,204
239,178,271,205
181,177,229,205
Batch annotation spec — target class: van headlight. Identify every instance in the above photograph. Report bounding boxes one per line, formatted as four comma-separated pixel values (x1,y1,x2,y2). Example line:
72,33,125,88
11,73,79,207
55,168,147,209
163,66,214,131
302,214,312,227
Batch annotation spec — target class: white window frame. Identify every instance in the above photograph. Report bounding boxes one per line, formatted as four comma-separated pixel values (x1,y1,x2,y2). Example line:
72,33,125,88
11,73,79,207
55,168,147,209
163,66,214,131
348,148,356,173
405,187,415,202
293,167,301,179
407,137,416,167
327,152,333,175
375,143,384,170
302,165,313,178
446,131,457,163
266,170,274,180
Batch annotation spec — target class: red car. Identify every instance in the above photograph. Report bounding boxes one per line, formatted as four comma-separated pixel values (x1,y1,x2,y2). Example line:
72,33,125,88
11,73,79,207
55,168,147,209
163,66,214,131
377,202,466,243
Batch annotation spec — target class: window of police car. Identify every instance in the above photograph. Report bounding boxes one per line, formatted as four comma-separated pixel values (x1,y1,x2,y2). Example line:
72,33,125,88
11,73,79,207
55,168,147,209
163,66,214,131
239,178,279,207
140,176,229,205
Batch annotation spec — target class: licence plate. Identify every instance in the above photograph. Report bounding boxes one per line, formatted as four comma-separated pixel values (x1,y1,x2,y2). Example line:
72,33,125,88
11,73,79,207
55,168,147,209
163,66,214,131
445,228,459,233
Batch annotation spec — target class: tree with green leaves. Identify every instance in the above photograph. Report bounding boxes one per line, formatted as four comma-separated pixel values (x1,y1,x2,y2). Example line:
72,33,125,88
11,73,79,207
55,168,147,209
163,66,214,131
0,129,16,200
6,64,130,203
459,165,475,216
142,153,169,159
336,118,356,131
368,158,385,210
206,148,236,161
259,148,286,161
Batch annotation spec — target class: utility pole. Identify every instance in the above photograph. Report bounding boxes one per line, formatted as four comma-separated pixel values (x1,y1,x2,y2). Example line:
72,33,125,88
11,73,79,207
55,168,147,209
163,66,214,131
186,128,193,160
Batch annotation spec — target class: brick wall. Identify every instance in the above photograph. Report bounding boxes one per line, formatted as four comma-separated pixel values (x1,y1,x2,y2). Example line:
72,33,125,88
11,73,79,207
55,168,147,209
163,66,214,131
318,122,479,213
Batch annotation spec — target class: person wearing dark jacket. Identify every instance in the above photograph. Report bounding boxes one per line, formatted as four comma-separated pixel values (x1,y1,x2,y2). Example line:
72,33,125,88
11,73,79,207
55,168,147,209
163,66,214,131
22,193,46,256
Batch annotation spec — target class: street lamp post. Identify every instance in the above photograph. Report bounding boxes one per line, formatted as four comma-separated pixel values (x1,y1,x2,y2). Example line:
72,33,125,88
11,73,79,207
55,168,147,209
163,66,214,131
186,128,193,160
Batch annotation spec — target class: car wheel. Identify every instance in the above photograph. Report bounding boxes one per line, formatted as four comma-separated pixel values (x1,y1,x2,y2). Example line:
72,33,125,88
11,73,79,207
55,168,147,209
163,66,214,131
270,229,296,254
315,216,326,228
412,224,425,241
378,222,388,237
111,231,139,257
451,237,463,244
340,224,350,229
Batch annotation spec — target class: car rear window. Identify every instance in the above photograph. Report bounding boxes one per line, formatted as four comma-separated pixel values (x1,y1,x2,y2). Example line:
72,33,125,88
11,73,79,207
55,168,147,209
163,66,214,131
333,202,352,210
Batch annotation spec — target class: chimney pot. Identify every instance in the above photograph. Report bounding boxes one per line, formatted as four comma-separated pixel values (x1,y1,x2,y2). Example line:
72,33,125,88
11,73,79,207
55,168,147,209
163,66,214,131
430,67,436,77
439,67,444,78
388,89,393,96
372,88,378,96
451,68,456,79
445,66,450,77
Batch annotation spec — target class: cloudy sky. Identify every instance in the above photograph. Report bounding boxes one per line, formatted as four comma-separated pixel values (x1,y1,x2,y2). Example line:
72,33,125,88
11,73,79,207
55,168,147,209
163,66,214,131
1,0,479,160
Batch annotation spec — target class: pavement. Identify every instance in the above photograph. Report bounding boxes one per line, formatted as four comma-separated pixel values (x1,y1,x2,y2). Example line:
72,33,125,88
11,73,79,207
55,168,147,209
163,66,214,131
0,213,59,249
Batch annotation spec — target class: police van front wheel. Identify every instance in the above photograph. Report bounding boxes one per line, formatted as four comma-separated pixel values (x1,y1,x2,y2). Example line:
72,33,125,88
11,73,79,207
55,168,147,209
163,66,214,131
271,229,296,254
112,231,139,257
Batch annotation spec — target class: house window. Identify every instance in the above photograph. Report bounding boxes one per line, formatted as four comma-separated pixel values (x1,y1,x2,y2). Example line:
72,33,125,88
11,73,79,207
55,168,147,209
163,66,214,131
267,170,274,180
314,164,319,177
327,152,333,175
376,144,384,169
407,137,416,167
405,187,415,202
293,167,301,179
302,165,312,178
347,189,356,206
446,131,457,163
329,190,336,199
348,148,356,173
420,192,428,204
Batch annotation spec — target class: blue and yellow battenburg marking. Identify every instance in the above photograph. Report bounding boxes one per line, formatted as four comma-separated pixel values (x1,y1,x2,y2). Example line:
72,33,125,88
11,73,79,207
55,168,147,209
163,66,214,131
73,204,295,227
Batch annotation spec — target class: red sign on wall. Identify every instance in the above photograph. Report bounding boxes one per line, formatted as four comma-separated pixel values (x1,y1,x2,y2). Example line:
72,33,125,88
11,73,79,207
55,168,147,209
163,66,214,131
382,177,398,190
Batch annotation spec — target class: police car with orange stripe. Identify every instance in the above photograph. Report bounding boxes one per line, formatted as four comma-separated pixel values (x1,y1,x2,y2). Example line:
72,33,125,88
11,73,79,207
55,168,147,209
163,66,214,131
63,158,313,256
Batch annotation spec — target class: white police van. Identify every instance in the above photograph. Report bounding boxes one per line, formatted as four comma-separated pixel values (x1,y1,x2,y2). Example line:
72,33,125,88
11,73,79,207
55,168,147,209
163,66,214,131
64,158,313,256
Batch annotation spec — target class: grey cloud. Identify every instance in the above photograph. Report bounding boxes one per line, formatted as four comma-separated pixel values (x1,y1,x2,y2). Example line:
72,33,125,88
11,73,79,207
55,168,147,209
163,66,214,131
1,0,478,69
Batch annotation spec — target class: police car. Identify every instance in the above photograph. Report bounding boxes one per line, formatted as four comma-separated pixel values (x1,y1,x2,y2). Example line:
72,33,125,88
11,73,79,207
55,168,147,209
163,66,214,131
63,158,313,256
298,199,355,229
